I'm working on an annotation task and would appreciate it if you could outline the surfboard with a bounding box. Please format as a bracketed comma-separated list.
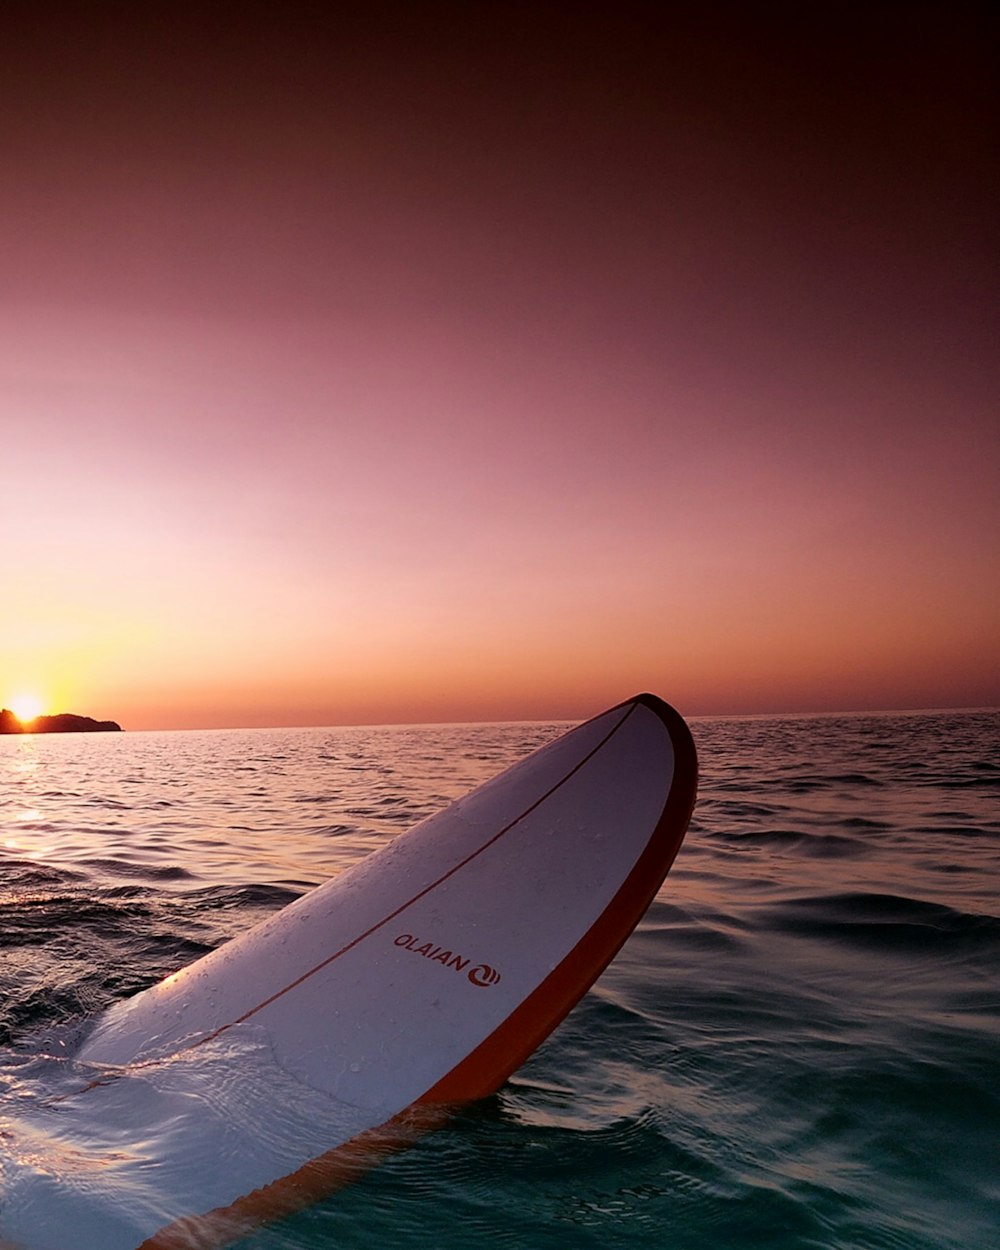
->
[2, 693, 696, 1250]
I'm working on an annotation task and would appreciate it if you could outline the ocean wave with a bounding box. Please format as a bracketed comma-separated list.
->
[758, 891, 1000, 951]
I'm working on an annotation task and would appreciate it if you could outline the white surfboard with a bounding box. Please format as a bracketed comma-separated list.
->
[1, 693, 696, 1250]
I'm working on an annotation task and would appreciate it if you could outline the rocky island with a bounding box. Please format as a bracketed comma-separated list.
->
[0, 709, 123, 734]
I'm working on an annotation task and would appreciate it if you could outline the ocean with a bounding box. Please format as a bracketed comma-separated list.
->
[1, 709, 997, 1249]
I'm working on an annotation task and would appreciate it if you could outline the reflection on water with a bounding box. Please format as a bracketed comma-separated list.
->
[1, 723, 557, 891]
[1, 711, 998, 1249]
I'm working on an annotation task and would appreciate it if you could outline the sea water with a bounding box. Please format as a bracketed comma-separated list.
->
[1, 711, 997, 1249]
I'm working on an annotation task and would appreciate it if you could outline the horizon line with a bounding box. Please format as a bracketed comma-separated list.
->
[62, 702, 1000, 735]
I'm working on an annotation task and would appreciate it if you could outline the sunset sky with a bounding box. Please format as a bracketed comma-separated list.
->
[2, 4, 996, 729]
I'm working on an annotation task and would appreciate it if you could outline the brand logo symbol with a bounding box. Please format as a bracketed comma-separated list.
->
[467, 964, 501, 988]
[394, 934, 501, 987]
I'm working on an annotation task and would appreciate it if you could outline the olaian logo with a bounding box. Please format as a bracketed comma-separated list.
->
[467, 963, 501, 988]
[394, 934, 502, 988]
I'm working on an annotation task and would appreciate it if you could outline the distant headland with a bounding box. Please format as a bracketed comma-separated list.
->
[0, 709, 123, 734]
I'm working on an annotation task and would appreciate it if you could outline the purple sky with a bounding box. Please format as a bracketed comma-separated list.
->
[2, 4, 996, 727]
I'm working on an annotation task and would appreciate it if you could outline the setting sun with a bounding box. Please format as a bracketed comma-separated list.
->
[9, 694, 44, 724]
